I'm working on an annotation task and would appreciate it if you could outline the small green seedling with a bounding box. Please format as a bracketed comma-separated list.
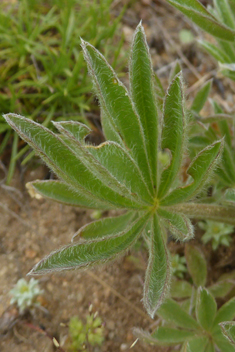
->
[67, 312, 104, 352]
[171, 254, 187, 279]
[199, 220, 234, 250]
[4, 22, 235, 318]
[9, 278, 43, 313]
[135, 288, 235, 352]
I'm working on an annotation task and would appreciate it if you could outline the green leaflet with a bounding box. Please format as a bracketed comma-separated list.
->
[151, 327, 195, 345]
[170, 279, 193, 299]
[208, 280, 235, 299]
[81, 39, 154, 193]
[29, 212, 150, 275]
[100, 108, 126, 147]
[51, 121, 91, 142]
[160, 139, 223, 206]
[26, 180, 115, 210]
[204, 341, 215, 352]
[185, 245, 207, 287]
[199, 40, 232, 63]
[166, 0, 235, 41]
[213, 329, 235, 352]
[169, 60, 182, 82]
[213, 297, 235, 326]
[220, 322, 235, 347]
[157, 298, 200, 330]
[158, 208, 194, 241]
[158, 73, 186, 198]
[143, 214, 171, 318]
[196, 287, 217, 331]
[191, 80, 212, 114]
[72, 211, 136, 241]
[86, 141, 154, 204]
[186, 337, 208, 352]
[214, 0, 235, 29]
[54, 121, 148, 206]
[129, 22, 159, 190]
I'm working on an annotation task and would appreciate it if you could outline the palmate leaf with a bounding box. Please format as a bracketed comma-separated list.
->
[2, 23, 231, 320]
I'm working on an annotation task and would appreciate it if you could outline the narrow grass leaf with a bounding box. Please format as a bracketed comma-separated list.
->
[214, 0, 235, 29]
[129, 22, 159, 190]
[72, 211, 136, 241]
[161, 139, 223, 206]
[196, 287, 217, 331]
[158, 73, 186, 198]
[29, 213, 150, 275]
[158, 208, 194, 241]
[143, 214, 171, 318]
[166, 0, 235, 41]
[26, 181, 113, 210]
[199, 40, 232, 63]
[185, 245, 207, 287]
[157, 298, 200, 330]
[191, 80, 212, 114]
[81, 40, 153, 193]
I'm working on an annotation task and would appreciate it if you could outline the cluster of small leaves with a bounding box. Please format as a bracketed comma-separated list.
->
[67, 313, 104, 352]
[135, 244, 235, 351]
[166, 0, 235, 80]
[9, 278, 43, 313]
[2, 23, 229, 319]
[135, 287, 235, 352]
[199, 220, 234, 250]
[170, 245, 235, 306]
[0, 0, 125, 183]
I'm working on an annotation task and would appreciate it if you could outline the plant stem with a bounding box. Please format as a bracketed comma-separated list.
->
[167, 203, 235, 225]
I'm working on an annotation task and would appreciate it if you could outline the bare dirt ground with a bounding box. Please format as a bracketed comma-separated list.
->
[1, 0, 235, 351]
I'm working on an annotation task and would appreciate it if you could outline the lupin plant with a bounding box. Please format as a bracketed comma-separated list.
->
[3, 23, 235, 319]
[135, 288, 235, 352]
